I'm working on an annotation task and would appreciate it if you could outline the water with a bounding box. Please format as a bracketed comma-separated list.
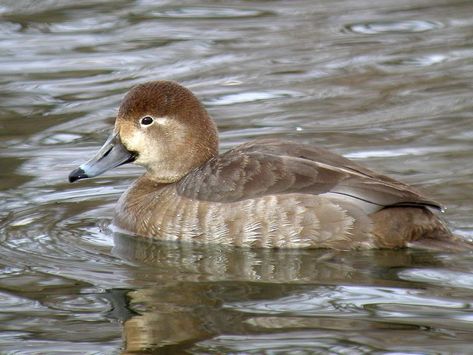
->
[1, 0, 473, 353]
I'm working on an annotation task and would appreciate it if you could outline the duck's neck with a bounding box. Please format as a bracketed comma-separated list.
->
[145, 143, 218, 184]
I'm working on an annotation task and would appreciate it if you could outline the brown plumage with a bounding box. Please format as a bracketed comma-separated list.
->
[69, 80, 470, 250]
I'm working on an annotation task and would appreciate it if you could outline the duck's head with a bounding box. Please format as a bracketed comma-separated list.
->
[69, 81, 219, 183]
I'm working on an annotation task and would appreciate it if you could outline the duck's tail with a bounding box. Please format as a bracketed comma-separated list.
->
[408, 233, 473, 251]
[371, 206, 473, 251]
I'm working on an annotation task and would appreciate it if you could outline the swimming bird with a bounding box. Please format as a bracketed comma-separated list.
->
[69, 80, 467, 250]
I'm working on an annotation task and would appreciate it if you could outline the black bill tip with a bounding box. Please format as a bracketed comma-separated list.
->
[69, 167, 88, 183]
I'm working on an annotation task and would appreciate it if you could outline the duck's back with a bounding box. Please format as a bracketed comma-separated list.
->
[114, 139, 456, 249]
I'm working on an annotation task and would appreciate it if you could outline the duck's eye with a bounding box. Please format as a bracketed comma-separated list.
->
[140, 116, 154, 126]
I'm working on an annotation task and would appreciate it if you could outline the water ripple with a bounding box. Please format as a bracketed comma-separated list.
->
[206, 90, 302, 106]
[142, 6, 271, 20]
[1, 0, 473, 352]
[344, 20, 444, 34]
[399, 269, 473, 290]
[225, 285, 469, 316]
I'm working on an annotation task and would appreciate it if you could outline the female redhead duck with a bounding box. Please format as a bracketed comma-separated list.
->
[69, 81, 467, 250]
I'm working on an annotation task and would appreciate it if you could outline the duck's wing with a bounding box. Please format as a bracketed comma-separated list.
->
[176, 139, 441, 211]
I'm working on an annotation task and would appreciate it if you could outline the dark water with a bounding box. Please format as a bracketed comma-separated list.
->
[1, 0, 473, 353]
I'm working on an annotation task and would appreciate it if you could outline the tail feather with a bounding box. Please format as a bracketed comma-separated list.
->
[370, 206, 473, 251]
[408, 234, 473, 251]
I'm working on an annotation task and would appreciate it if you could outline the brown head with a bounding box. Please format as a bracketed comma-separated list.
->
[69, 81, 219, 183]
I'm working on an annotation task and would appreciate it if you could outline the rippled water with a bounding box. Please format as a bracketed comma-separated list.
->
[1, 0, 473, 353]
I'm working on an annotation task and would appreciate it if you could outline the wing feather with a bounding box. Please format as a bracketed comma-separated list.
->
[176, 139, 441, 210]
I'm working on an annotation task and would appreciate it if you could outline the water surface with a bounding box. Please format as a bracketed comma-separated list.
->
[1, 0, 473, 353]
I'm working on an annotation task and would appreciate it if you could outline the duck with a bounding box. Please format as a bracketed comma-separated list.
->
[69, 80, 468, 250]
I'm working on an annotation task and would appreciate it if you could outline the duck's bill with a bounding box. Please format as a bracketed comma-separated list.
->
[69, 133, 136, 183]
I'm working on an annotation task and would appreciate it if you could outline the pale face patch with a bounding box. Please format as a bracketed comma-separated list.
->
[154, 116, 171, 126]
[121, 129, 148, 162]
[139, 115, 172, 128]
[116, 113, 203, 182]
[118, 115, 188, 170]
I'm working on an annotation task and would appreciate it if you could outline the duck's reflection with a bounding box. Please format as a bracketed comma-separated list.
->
[110, 233, 448, 353]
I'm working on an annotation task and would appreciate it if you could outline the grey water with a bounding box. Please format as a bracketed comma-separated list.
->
[1, 0, 473, 353]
